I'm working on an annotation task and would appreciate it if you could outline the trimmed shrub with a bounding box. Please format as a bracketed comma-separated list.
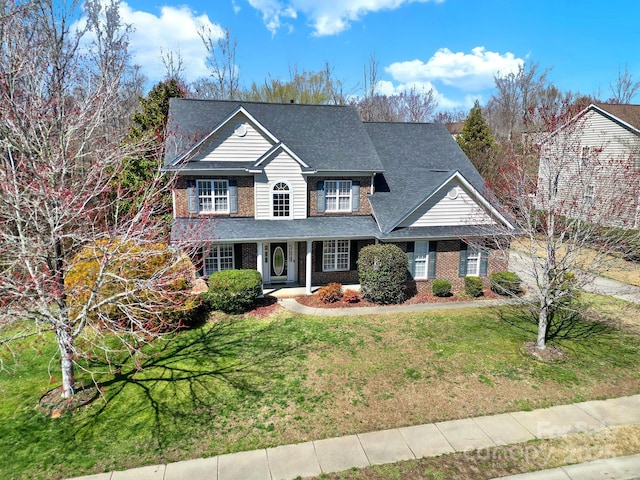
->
[342, 289, 360, 303]
[202, 269, 262, 314]
[318, 283, 342, 303]
[490, 271, 522, 296]
[358, 244, 407, 304]
[464, 276, 484, 297]
[431, 279, 452, 297]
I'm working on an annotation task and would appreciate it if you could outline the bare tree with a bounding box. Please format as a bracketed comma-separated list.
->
[0, 0, 195, 399]
[498, 105, 640, 350]
[197, 26, 239, 100]
[609, 63, 640, 104]
[160, 48, 185, 82]
[356, 54, 437, 122]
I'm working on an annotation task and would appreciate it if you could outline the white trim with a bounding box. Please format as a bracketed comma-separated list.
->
[324, 180, 353, 212]
[196, 179, 230, 214]
[170, 106, 280, 167]
[412, 241, 430, 279]
[390, 171, 515, 232]
[253, 142, 310, 169]
[322, 239, 350, 272]
[203, 244, 235, 277]
[270, 179, 292, 219]
[466, 247, 481, 276]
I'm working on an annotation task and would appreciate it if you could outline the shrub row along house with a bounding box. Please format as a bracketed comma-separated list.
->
[164, 99, 515, 294]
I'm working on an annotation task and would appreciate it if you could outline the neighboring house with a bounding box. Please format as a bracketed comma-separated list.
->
[537, 103, 640, 229]
[164, 99, 515, 294]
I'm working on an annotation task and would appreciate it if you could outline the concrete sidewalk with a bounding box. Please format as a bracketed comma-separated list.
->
[67, 394, 640, 480]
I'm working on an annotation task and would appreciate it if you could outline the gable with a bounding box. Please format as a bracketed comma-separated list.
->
[254, 150, 307, 220]
[399, 179, 497, 228]
[187, 112, 274, 163]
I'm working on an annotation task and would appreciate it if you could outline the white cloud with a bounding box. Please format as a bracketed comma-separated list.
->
[385, 47, 524, 91]
[78, 1, 223, 84]
[246, 0, 441, 36]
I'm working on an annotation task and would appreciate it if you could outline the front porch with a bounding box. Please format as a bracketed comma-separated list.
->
[263, 283, 361, 299]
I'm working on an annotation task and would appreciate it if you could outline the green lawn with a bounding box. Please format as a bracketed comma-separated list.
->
[2, 305, 640, 480]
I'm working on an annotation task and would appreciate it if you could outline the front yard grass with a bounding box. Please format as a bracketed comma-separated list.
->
[2, 304, 640, 479]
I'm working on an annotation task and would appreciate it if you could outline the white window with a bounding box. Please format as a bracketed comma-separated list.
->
[466, 247, 481, 276]
[580, 146, 590, 168]
[413, 241, 429, 279]
[584, 185, 595, 205]
[271, 182, 291, 218]
[323, 240, 350, 272]
[197, 179, 229, 213]
[203, 244, 234, 276]
[325, 180, 352, 211]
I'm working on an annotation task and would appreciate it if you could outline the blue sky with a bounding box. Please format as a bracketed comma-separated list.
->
[111, 0, 640, 111]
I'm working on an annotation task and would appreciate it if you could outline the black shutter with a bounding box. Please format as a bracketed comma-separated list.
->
[428, 241, 437, 279]
[458, 241, 468, 277]
[406, 242, 415, 278]
[229, 180, 238, 214]
[234, 244, 243, 269]
[197, 246, 205, 278]
[187, 179, 198, 214]
[351, 181, 360, 212]
[350, 240, 358, 271]
[314, 241, 324, 272]
[316, 181, 325, 213]
[479, 249, 489, 277]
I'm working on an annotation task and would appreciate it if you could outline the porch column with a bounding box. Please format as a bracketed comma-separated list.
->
[256, 242, 263, 279]
[305, 240, 312, 295]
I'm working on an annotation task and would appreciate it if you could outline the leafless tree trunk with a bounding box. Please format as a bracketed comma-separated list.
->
[197, 26, 239, 100]
[497, 105, 640, 350]
[0, 0, 194, 399]
[609, 63, 640, 104]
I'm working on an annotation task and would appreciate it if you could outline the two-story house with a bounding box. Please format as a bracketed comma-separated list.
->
[164, 99, 515, 295]
[537, 103, 640, 229]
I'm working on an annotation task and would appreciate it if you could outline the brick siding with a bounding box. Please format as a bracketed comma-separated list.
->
[308, 176, 373, 217]
[174, 175, 254, 218]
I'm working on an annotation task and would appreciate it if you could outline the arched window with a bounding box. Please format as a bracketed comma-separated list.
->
[272, 182, 291, 218]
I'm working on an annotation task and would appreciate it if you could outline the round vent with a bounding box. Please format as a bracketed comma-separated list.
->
[447, 186, 459, 200]
[234, 123, 247, 137]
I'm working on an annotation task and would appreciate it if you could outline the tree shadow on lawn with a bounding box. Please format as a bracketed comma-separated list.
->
[74, 317, 304, 452]
[498, 303, 623, 353]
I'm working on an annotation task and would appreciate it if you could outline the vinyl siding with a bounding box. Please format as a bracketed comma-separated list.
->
[198, 113, 273, 163]
[537, 108, 640, 228]
[399, 181, 496, 227]
[254, 151, 307, 219]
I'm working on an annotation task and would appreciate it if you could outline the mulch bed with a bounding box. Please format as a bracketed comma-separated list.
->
[296, 289, 500, 309]
[39, 384, 100, 418]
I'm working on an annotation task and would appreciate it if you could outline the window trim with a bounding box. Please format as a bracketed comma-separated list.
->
[322, 239, 351, 272]
[202, 244, 235, 277]
[466, 247, 481, 276]
[580, 146, 590, 168]
[270, 180, 292, 219]
[324, 180, 352, 212]
[584, 184, 595, 205]
[413, 241, 430, 279]
[197, 179, 229, 214]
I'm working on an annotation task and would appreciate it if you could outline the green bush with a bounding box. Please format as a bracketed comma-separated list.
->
[202, 269, 262, 314]
[431, 279, 452, 297]
[358, 244, 407, 304]
[464, 276, 484, 297]
[489, 271, 522, 296]
[318, 283, 342, 303]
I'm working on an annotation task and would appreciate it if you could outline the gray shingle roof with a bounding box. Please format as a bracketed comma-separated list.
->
[171, 216, 381, 243]
[164, 99, 384, 172]
[365, 122, 485, 233]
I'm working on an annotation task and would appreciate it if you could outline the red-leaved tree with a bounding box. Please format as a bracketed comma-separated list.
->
[0, 0, 196, 399]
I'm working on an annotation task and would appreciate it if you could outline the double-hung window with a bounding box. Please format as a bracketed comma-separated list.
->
[413, 241, 429, 279]
[197, 179, 229, 213]
[466, 247, 481, 276]
[580, 146, 590, 168]
[203, 244, 234, 276]
[325, 180, 352, 211]
[584, 184, 595, 206]
[323, 239, 350, 271]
